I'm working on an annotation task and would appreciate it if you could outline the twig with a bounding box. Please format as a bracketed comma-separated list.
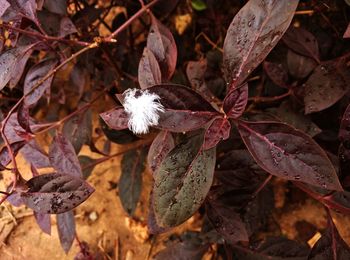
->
[248, 89, 292, 103]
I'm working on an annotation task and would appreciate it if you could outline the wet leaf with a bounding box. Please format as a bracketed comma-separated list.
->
[147, 130, 175, 174]
[21, 139, 51, 169]
[99, 118, 138, 144]
[153, 133, 216, 227]
[0, 0, 10, 17]
[237, 120, 342, 190]
[283, 26, 320, 62]
[34, 212, 51, 235]
[147, 16, 177, 80]
[17, 102, 32, 133]
[308, 214, 350, 260]
[339, 104, 350, 143]
[138, 47, 161, 89]
[49, 133, 82, 178]
[206, 201, 248, 244]
[57, 211, 76, 253]
[24, 58, 58, 106]
[223, 0, 298, 89]
[203, 117, 231, 150]
[99, 107, 129, 131]
[263, 61, 289, 88]
[20, 173, 94, 214]
[223, 83, 248, 118]
[287, 50, 317, 79]
[0, 46, 23, 90]
[304, 59, 350, 114]
[119, 148, 147, 216]
[0, 141, 26, 171]
[2, 112, 32, 144]
[62, 108, 92, 154]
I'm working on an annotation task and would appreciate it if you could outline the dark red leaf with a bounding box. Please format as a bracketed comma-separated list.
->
[148, 84, 216, 112]
[339, 104, 350, 143]
[147, 130, 174, 174]
[119, 148, 147, 216]
[287, 50, 317, 79]
[138, 47, 161, 89]
[308, 213, 350, 259]
[344, 23, 350, 38]
[157, 109, 218, 132]
[0, 0, 10, 17]
[263, 61, 289, 88]
[9, 46, 33, 89]
[21, 140, 51, 169]
[186, 59, 214, 101]
[304, 59, 350, 114]
[153, 133, 216, 227]
[237, 120, 342, 190]
[223, 0, 298, 89]
[203, 117, 231, 150]
[62, 108, 92, 154]
[0, 140, 26, 171]
[206, 201, 248, 244]
[70, 65, 89, 101]
[20, 173, 94, 214]
[1, 0, 36, 22]
[17, 102, 32, 133]
[99, 107, 129, 131]
[148, 191, 169, 234]
[49, 133, 82, 178]
[283, 26, 320, 62]
[34, 212, 51, 235]
[57, 211, 76, 253]
[78, 155, 98, 180]
[223, 83, 248, 118]
[24, 58, 58, 106]
[59, 17, 77, 37]
[43, 0, 67, 15]
[147, 15, 177, 80]
[2, 112, 33, 144]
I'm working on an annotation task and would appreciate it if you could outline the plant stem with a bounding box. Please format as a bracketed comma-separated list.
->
[248, 90, 292, 103]
[0, 23, 91, 47]
[104, 0, 160, 42]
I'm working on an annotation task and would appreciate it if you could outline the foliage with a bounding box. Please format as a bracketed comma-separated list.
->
[1, 0, 350, 258]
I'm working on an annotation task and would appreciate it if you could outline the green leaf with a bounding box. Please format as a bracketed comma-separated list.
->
[153, 133, 216, 227]
[191, 0, 207, 11]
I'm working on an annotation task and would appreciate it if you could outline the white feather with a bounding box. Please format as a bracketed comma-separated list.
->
[123, 88, 164, 134]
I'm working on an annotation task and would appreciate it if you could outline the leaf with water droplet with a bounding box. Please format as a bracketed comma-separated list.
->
[20, 173, 94, 214]
[223, 0, 299, 89]
[153, 133, 216, 227]
[237, 120, 342, 190]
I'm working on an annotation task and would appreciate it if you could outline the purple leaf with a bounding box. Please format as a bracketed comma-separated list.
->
[0, 0, 10, 17]
[57, 211, 76, 253]
[49, 133, 82, 178]
[21, 139, 51, 169]
[203, 117, 231, 150]
[9, 46, 33, 89]
[147, 130, 174, 174]
[70, 65, 89, 100]
[223, 83, 248, 118]
[157, 109, 218, 132]
[148, 84, 216, 112]
[153, 133, 216, 227]
[24, 58, 58, 106]
[17, 102, 32, 133]
[0, 46, 25, 90]
[59, 17, 77, 37]
[304, 59, 350, 114]
[20, 173, 94, 214]
[283, 26, 320, 62]
[223, 0, 298, 89]
[43, 0, 67, 15]
[62, 108, 92, 154]
[147, 16, 177, 80]
[237, 120, 342, 191]
[34, 212, 51, 235]
[308, 213, 350, 259]
[2, 112, 33, 143]
[287, 50, 317, 79]
[186, 59, 214, 102]
[263, 61, 289, 88]
[138, 47, 162, 89]
[119, 148, 147, 216]
[0, 140, 26, 171]
[99, 107, 129, 131]
[1, 0, 37, 22]
[148, 191, 169, 234]
[339, 104, 350, 143]
[344, 23, 350, 38]
[206, 201, 248, 244]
